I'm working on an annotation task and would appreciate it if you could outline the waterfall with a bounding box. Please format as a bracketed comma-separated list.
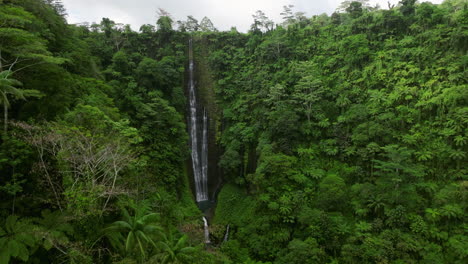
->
[203, 217, 211, 244]
[223, 224, 230, 242]
[188, 39, 209, 202]
[201, 108, 208, 198]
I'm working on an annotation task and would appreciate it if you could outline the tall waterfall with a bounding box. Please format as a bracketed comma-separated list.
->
[188, 39, 209, 202]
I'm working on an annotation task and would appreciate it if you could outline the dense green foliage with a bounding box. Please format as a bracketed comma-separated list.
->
[0, 0, 466, 263]
[0, 0, 207, 263]
[208, 1, 467, 263]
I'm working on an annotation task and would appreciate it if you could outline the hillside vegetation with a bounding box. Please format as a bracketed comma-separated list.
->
[0, 0, 466, 263]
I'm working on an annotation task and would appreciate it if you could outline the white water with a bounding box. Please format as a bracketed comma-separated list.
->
[201, 108, 208, 197]
[203, 217, 211, 244]
[224, 224, 230, 242]
[188, 39, 209, 202]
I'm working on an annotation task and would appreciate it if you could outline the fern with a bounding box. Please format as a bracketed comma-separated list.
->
[0, 215, 38, 263]
[33, 210, 73, 251]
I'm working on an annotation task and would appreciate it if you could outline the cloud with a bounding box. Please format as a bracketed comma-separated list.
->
[62, 0, 445, 32]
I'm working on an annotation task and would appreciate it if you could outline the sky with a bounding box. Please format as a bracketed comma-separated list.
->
[61, 0, 445, 32]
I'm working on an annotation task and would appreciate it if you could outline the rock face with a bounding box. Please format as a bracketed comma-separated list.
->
[186, 37, 223, 209]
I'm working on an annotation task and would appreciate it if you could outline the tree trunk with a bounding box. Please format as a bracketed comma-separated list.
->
[0, 47, 3, 72]
[3, 101, 7, 135]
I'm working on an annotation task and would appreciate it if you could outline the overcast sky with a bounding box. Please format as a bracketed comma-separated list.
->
[62, 0, 444, 32]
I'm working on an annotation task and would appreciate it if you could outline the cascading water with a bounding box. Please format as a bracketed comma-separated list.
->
[188, 39, 209, 202]
[201, 108, 208, 196]
[189, 40, 211, 245]
[203, 217, 211, 244]
[223, 224, 230, 242]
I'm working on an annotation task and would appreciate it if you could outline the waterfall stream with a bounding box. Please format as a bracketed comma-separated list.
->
[188, 39, 209, 202]
[201, 108, 208, 199]
[203, 217, 211, 244]
[189, 40, 211, 245]
[224, 224, 230, 242]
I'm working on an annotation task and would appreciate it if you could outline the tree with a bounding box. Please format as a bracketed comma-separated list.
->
[17, 105, 138, 213]
[317, 174, 348, 211]
[133, 93, 188, 187]
[0, 71, 41, 134]
[156, 8, 171, 18]
[98, 18, 128, 51]
[0, 4, 64, 72]
[0, 2, 64, 127]
[292, 63, 327, 124]
[337, 0, 369, 13]
[140, 24, 156, 34]
[373, 145, 425, 209]
[104, 202, 163, 261]
[276, 238, 327, 264]
[200, 17, 217, 32]
[43, 0, 67, 17]
[157, 9, 174, 32]
[154, 232, 196, 264]
[346, 1, 364, 19]
[280, 5, 295, 27]
[399, 0, 417, 16]
[251, 10, 274, 33]
[185, 16, 199, 32]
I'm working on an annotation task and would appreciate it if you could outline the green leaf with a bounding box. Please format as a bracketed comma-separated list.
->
[125, 231, 134, 253]
[7, 240, 19, 257]
[0, 238, 7, 249]
[43, 239, 53, 251]
[0, 249, 11, 264]
[17, 233, 35, 247]
[16, 243, 28, 262]
[5, 215, 18, 232]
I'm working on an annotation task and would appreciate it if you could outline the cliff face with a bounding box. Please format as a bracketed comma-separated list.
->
[186, 37, 223, 206]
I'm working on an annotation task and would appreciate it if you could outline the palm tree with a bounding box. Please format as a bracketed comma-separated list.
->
[104, 204, 163, 262]
[0, 70, 41, 134]
[153, 232, 196, 264]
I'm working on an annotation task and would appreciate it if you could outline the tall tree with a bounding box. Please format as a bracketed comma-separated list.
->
[0, 71, 41, 134]
[280, 5, 295, 27]
[252, 10, 274, 32]
[200, 16, 217, 32]
[185, 16, 199, 32]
